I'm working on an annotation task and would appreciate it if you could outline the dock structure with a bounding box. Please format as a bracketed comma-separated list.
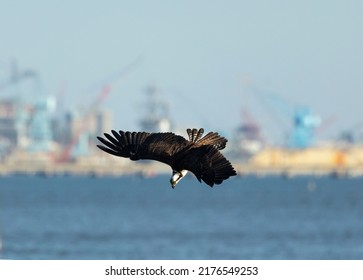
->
[235, 146, 363, 177]
[1, 145, 363, 178]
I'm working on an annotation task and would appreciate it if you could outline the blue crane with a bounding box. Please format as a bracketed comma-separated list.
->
[247, 84, 321, 148]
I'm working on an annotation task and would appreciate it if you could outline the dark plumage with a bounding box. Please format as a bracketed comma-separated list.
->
[97, 128, 237, 188]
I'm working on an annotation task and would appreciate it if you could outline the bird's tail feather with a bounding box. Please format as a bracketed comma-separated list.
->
[187, 128, 204, 143]
[186, 128, 227, 150]
[198, 132, 227, 150]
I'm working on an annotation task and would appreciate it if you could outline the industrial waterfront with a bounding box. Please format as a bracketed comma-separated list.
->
[0, 61, 363, 178]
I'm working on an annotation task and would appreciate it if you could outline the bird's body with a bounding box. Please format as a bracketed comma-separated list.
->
[97, 128, 236, 188]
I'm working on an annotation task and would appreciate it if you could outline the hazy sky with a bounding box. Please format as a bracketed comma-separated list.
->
[1, 0, 362, 143]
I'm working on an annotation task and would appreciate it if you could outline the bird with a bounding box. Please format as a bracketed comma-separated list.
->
[96, 128, 237, 188]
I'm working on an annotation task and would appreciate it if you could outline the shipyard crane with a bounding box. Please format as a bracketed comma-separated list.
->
[56, 57, 144, 162]
[245, 83, 324, 148]
[231, 107, 264, 159]
[240, 108, 262, 139]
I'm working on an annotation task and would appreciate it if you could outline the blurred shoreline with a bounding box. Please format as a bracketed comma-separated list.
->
[1, 145, 363, 178]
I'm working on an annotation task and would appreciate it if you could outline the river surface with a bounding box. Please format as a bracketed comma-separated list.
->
[0, 175, 362, 259]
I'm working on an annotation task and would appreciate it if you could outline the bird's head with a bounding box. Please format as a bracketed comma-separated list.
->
[170, 170, 188, 188]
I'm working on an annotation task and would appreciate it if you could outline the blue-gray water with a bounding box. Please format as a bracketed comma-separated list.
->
[0, 174, 362, 260]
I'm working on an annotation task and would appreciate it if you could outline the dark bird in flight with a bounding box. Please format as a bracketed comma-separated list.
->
[96, 128, 237, 188]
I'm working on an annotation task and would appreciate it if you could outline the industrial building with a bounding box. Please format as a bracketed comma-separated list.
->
[0, 61, 112, 166]
[1, 61, 362, 177]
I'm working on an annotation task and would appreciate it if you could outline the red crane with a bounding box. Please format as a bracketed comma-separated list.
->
[56, 57, 144, 162]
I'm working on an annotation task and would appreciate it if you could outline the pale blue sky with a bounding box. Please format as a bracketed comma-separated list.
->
[0, 0, 362, 142]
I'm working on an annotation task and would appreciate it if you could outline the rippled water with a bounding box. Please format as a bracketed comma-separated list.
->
[0, 174, 362, 259]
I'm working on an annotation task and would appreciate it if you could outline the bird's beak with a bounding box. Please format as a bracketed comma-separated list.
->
[170, 178, 176, 189]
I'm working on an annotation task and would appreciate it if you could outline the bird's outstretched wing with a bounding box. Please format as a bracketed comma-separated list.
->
[97, 130, 189, 166]
[174, 145, 237, 187]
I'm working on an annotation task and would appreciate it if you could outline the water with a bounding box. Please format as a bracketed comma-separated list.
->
[0, 174, 362, 260]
